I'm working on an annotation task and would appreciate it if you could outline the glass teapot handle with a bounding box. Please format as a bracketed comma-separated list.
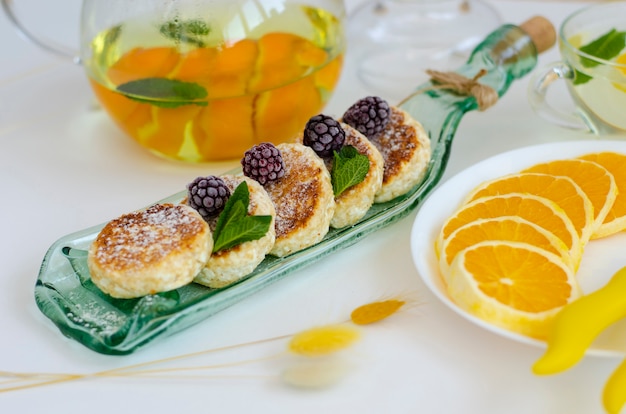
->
[1, 0, 79, 62]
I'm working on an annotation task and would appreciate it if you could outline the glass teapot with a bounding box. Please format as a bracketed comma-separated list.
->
[2, 0, 346, 162]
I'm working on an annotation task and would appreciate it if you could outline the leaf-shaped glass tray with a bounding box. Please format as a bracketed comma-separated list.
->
[35, 24, 540, 354]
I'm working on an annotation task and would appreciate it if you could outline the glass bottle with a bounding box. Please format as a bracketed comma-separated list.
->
[34, 17, 555, 355]
[400, 17, 555, 202]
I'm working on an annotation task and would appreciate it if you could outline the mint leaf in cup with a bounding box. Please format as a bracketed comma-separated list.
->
[116, 78, 208, 108]
[574, 28, 626, 85]
[579, 29, 626, 66]
[331, 145, 370, 197]
[212, 182, 272, 253]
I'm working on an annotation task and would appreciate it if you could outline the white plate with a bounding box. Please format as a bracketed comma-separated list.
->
[411, 140, 626, 357]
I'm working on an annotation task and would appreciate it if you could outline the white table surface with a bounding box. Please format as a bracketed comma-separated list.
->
[2, 1, 622, 413]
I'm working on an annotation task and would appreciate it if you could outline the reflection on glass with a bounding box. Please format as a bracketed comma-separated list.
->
[348, 0, 501, 100]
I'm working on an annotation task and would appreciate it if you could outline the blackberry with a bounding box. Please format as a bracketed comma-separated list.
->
[187, 175, 231, 220]
[342, 96, 390, 139]
[303, 114, 345, 158]
[241, 142, 285, 185]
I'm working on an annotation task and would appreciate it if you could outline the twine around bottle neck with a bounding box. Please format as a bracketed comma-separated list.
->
[400, 68, 498, 111]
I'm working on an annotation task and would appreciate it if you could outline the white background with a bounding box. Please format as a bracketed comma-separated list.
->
[2, 1, 620, 413]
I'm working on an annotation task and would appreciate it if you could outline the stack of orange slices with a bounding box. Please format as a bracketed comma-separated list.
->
[435, 152, 626, 339]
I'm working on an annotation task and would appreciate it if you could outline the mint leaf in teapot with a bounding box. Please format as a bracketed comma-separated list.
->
[574, 28, 626, 85]
[331, 145, 370, 197]
[116, 78, 208, 108]
[160, 19, 211, 47]
[212, 182, 272, 253]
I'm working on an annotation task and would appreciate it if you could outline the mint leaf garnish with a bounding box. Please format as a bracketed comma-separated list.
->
[212, 182, 272, 253]
[573, 71, 592, 85]
[573, 28, 626, 85]
[116, 78, 208, 108]
[160, 19, 211, 47]
[213, 181, 249, 237]
[579, 29, 626, 65]
[213, 211, 272, 253]
[331, 145, 370, 197]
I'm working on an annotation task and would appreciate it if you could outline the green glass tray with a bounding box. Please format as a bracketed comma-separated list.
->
[35, 24, 540, 354]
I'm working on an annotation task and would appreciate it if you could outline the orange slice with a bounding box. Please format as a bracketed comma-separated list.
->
[248, 32, 327, 94]
[578, 152, 626, 238]
[141, 105, 204, 159]
[106, 46, 180, 86]
[171, 46, 219, 91]
[447, 240, 581, 339]
[465, 173, 594, 246]
[253, 75, 322, 145]
[436, 193, 582, 269]
[251, 33, 325, 145]
[440, 216, 573, 273]
[203, 38, 259, 99]
[522, 158, 617, 239]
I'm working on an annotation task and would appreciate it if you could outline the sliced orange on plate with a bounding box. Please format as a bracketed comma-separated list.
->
[436, 193, 581, 271]
[434, 152, 624, 340]
[447, 240, 580, 339]
[521, 158, 617, 239]
[440, 216, 573, 273]
[578, 152, 626, 238]
[465, 172, 595, 247]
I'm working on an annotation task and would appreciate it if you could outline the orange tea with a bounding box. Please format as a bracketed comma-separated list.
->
[84, 3, 344, 161]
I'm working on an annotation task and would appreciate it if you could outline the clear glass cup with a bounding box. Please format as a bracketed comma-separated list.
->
[2, 0, 346, 162]
[528, 2, 626, 135]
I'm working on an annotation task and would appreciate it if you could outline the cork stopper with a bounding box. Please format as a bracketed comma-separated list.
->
[520, 16, 557, 54]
